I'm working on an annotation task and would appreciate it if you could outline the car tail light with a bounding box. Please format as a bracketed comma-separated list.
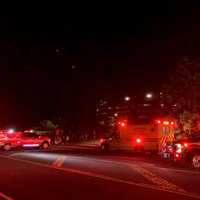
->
[136, 138, 141, 144]
[121, 122, 126, 127]
[155, 120, 161, 124]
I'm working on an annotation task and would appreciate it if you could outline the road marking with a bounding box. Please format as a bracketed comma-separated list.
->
[52, 156, 66, 168]
[0, 192, 14, 200]
[128, 164, 186, 193]
[1, 155, 200, 199]
[98, 155, 200, 175]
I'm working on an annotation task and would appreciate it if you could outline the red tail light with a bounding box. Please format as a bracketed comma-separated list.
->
[170, 121, 174, 125]
[118, 121, 127, 127]
[156, 120, 161, 124]
[136, 138, 141, 144]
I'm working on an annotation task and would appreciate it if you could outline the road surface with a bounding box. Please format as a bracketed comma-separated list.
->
[0, 145, 200, 200]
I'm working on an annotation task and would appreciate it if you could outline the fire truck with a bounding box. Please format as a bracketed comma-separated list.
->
[0, 129, 51, 151]
[98, 118, 175, 153]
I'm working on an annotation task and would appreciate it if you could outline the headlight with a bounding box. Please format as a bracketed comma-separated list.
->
[176, 143, 182, 153]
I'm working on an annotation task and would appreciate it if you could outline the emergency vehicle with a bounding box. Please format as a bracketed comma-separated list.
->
[161, 133, 200, 170]
[0, 129, 51, 151]
[98, 118, 175, 153]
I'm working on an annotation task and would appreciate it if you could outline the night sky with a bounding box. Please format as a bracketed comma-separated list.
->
[0, 2, 200, 127]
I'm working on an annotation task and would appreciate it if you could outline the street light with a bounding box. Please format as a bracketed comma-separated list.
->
[145, 93, 153, 99]
[124, 96, 131, 101]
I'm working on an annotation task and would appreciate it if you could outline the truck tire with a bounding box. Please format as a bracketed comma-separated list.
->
[4, 144, 12, 151]
[192, 153, 200, 170]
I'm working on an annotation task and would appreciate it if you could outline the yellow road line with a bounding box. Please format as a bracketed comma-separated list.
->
[128, 163, 186, 193]
[1, 155, 200, 199]
[0, 192, 14, 200]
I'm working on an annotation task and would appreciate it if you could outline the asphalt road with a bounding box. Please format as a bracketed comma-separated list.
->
[0, 145, 200, 200]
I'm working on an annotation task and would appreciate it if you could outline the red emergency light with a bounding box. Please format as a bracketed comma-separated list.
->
[163, 121, 169, 125]
[118, 121, 127, 127]
[183, 143, 188, 148]
[121, 122, 126, 127]
[170, 121, 174, 125]
[136, 138, 141, 144]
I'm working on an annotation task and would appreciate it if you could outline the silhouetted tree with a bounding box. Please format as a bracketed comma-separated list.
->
[162, 56, 200, 134]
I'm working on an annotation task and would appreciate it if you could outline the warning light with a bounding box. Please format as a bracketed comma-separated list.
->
[121, 122, 126, 127]
[184, 143, 188, 148]
[118, 121, 126, 127]
[136, 138, 141, 144]
[170, 121, 174, 125]
[156, 120, 161, 124]
[163, 121, 169, 125]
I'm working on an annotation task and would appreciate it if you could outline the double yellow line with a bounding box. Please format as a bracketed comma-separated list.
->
[128, 164, 186, 193]
[51, 155, 188, 195]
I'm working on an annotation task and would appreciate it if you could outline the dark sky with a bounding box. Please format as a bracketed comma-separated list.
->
[0, 2, 200, 127]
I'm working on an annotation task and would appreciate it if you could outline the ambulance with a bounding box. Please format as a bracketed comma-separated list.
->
[98, 118, 175, 153]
